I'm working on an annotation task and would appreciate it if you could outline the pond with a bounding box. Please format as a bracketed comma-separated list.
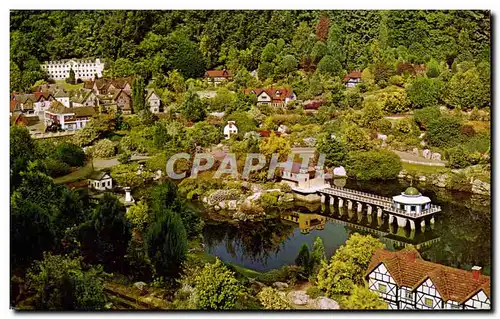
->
[201, 179, 491, 274]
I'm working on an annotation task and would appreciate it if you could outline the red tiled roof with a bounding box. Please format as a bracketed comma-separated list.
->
[343, 70, 362, 82]
[205, 69, 232, 78]
[10, 100, 18, 113]
[366, 248, 490, 303]
[304, 100, 324, 110]
[244, 88, 295, 103]
[257, 130, 282, 137]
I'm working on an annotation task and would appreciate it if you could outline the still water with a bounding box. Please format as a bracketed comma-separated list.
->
[202, 179, 491, 274]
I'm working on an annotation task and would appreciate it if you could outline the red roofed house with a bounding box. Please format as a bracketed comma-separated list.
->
[204, 69, 232, 86]
[366, 247, 490, 310]
[344, 70, 362, 88]
[244, 88, 297, 108]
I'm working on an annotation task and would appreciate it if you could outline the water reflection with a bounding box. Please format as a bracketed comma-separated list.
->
[202, 181, 491, 274]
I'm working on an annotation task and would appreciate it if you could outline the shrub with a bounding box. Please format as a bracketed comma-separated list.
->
[460, 124, 476, 137]
[372, 118, 392, 134]
[54, 142, 85, 167]
[306, 286, 323, 299]
[342, 285, 387, 309]
[388, 75, 404, 87]
[43, 157, 71, 177]
[91, 139, 116, 158]
[345, 150, 402, 180]
[447, 146, 473, 169]
[406, 76, 442, 109]
[26, 253, 106, 310]
[257, 287, 292, 310]
[194, 258, 242, 310]
[317, 233, 384, 296]
[426, 116, 463, 148]
[413, 106, 441, 130]
[295, 243, 312, 275]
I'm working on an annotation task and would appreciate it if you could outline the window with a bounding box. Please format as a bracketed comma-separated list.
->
[451, 304, 461, 309]
[405, 291, 413, 299]
[378, 283, 387, 293]
[424, 298, 433, 307]
[411, 205, 416, 211]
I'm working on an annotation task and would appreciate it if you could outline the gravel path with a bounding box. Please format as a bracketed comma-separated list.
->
[392, 150, 447, 167]
[93, 155, 151, 169]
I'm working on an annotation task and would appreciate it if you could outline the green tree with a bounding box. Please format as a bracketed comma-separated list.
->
[317, 55, 342, 76]
[90, 138, 116, 158]
[345, 150, 402, 180]
[426, 115, 463, 147]
[342, 124, 371, 151]
[447, 145, 473, 169]
[194, 258, 242, 310]
[257, 62, 275, 80]
[279, 54, 298, 75]
[444, 66, 489, 110]
[78, 193, 131, 272]
[311, 41, 328, 63]
[67, 68, 76, 84]
[226, 111, 258, 136]
[257, 287, 292, 310]
[316, 133, 347, 168]
[10, 126, 36, 188]
[343, 285, 387, 310]
[187, 121, 221, 147]
[312, 237, 326, 266]
[406, 76, 441, 109]
[146, 209, 187, 278]
[126, 201, 151, 233]
[132, 76, 146, 113]
[261, 42, 278, 63]
[413, 106, 442, 130]
[109, 58, 136, 77]
[296, 243, 312, 275]
[426, 58, 440, 78]
[180, 89, 206, 122]
[26, 253, 106, 310]
[54, 142, 85, 167]
[317, 233, 384, 296]
[327, 23, 344, 65]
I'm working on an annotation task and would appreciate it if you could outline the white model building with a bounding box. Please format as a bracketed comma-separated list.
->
[41, 58, 104, 81]
[224, 121, 238, 139]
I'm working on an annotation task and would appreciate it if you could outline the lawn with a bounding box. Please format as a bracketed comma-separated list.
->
[53, 162, 95, 184]
[55, 80, 84, 91]
[402, 162, 449, 175]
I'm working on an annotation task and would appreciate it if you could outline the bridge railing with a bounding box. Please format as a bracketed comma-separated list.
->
[327, 186, 392, 202]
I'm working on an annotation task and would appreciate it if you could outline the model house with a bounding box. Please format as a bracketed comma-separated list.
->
[223, 121, 238, 139]
[146, 88, 161, 113]
[244, 88, 296, 108]
[41, 58, 104, 81]
[344, 70, 362, 88]
[88, 171, 113, 191]
[44, 102, 95, 131]
[366, 248, 490, 310]
[205, 69, 232, 85]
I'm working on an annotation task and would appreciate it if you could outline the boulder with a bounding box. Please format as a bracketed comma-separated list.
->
[287, 291, 309, 305]
[227, 200, 238, 210]
[422, 149, 431, 159]
[303, 137, 317, 147]
[412, 148, 419, 156]
[272, 282, 289, 290]
[431, 152, 442, 161]
[214, 205, 221, 211]
[377, 133, 387, 141]
[471, 179, 490, 196]
[312, 297, 340, 310]
[277, 124, 290, 134]
[219, 201, 227, 210]
[420, 140, 427, 147]
[134, 282, 147, 294]
[333, 166, 347, 177]
[432, 174, 447, 188]
[419, 132, 425, 139]
[418, 175, 427, 182]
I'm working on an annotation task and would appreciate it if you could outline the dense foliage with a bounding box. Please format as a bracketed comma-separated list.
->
[345, 150, 402, 180]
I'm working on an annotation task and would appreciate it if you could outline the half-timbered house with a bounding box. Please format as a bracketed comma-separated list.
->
[366, 248, 490, 310]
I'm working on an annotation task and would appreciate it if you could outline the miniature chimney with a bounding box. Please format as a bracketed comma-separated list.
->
[124, 187, 132, 203]
[472, 266, 482, 280]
